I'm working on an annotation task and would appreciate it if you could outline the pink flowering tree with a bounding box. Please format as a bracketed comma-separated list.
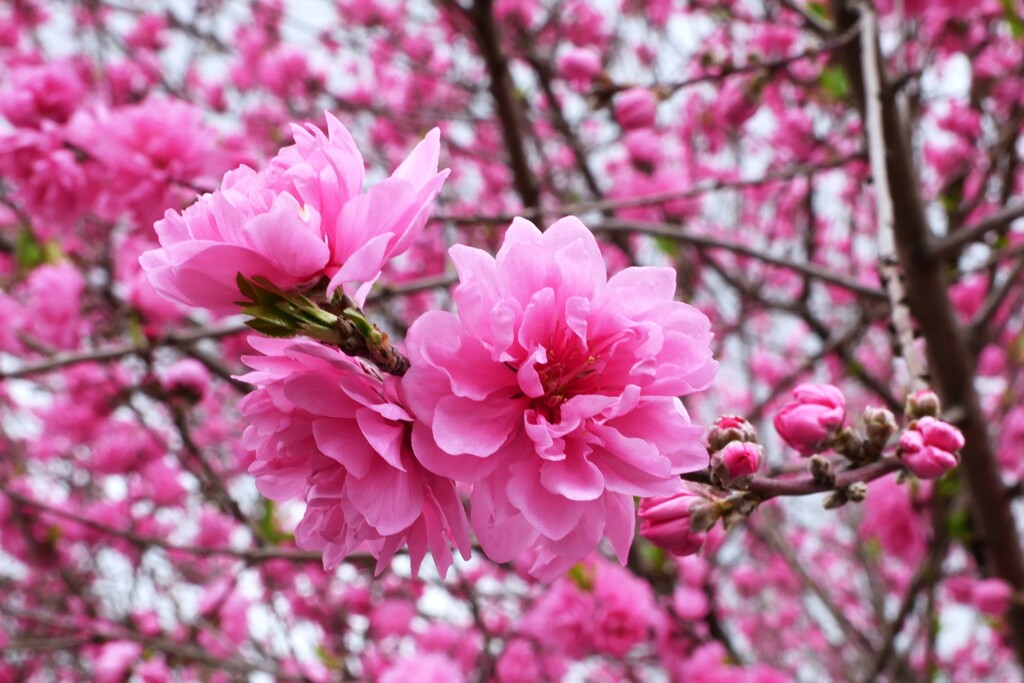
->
[2, 0, 1024, 680]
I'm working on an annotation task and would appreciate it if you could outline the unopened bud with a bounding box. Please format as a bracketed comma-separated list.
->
[846, 481, 868, 503]
[710, 441, 763, 488]
[899, 416, 962, 479]
[810, 454, 836, 487]
[906, 389, 941, 420]
[638, 484, 716, 556]
[863, 406, 898, 450]
[707, 415, 758, 452]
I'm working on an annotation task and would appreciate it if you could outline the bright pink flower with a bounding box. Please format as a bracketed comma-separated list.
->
[142, 113, 447, 313]
[159, 358, 210, 402]
[520, 578, 595, 658]
[860, 476, 928, 564]
[716, 441, 762, 480]
[899, 417, 963, 479]
[773, 383, 846, 455]
[238, 336, 470, 576]
[404, 216, 715, 579]
[558, 47, 602, 89]
[0, 60, 85, 127]
[614, 87, 658, 130]
[23, 261, 85, 349]
[971, 578, 1013, 616]
[638, 485, 711, 557]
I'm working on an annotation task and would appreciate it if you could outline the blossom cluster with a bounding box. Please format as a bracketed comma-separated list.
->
[141, 113, 718, 578]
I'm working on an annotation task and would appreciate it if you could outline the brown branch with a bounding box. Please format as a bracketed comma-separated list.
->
[595, 219, 888, 301]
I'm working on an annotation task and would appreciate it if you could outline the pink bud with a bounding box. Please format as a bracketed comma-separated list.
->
[718, 441, 762, 480]
[773, 384, 846, 456]
[899, 417, 963, 479]
[558, 47, 602, 89]
[707, 415, 758, 451]
[614, 87, 657, 130]
[159, 358, 210, 401]
[638, 486, 713, 556]
[971, 578, 1013, 616]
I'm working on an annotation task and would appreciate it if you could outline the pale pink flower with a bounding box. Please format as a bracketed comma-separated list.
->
[899, 417, 963, 479]
[404, 216, 715, 579]
[773, 383, 846, 455]
[238, 336, 470, 576]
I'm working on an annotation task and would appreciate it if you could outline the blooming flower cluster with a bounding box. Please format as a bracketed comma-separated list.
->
[141, 114, 718, 578]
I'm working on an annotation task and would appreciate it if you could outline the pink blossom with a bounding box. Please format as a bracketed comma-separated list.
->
[23, 261, 85, 349]
[773, 383, 846, 455]
[998, 407, 1024, 476]
[404, 216, 715, 579]
[614, 87, 658, 130]
[971, 578, 1013, 616]
[159, 358, 211, 402]
[899, 417, 963, 479]
[142, 163, 328, 314]
[0, 60, 85, 127]
[67, 98, 219, 224]
[520, 578, 595, 658]
[592, 561, 658, 657]
[93, 641, 142, 683]
[638, 485, 710, 557]
[142, 113, 447, 313]
[238, 336, 470, 576]
[266, 112, 449, 303]
[558, 47, 602, 89]
[860, 476, 928, 564]
[380, 652, 465, 683]
[495, 639, 544, 683]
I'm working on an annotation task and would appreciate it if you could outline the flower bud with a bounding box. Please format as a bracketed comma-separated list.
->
[899, 417, 963, 479]
[638, 485, 716, 556]
[614, 86, 657, 130]
[711, 441, 763, 488]
[707, 415, 758, 452]
[906, 389, 941, 419]
[558, 47, 602, 89]
[159, 358, 210, 403]
[863, 406, 898, 449]
[773, 384, 846, 456]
